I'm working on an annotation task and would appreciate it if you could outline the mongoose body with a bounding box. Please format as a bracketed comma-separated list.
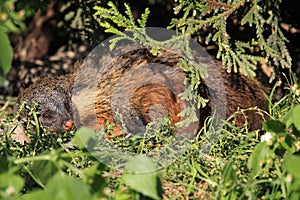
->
[16, 47, 269, 136]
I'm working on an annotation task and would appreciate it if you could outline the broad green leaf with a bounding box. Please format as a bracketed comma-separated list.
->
[47, 173, 92, 200]
[82, 163, 107, 195]
[292, 105, 300, 131]
[0, 173, 24, 194]
[114, 191, 131, 200]
[22, 190, 52, 200]
[31, 159, 58, 186]
[125, 154, 157, 173]
[280, 134, 296, 153]
[263, 120, 286, 134]
[82, 163, 102, 177]
[123, 155, 162, 200]
[0, 27, 13, 76]
[283, 109, 293, 129]
[24, 173, 92, 200]
[72, 127, 97, 149]
[247, 142, 272, 178]
[284, 153, 300, 179]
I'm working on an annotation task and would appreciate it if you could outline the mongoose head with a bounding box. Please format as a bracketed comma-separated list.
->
[16, 76, 75, 134]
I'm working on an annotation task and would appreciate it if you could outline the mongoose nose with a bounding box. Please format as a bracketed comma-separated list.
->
[63, 120, 75, 131]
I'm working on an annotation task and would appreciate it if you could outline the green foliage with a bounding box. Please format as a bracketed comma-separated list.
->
[170, 0, 291, 78]
[23, 173, 93, 200]
[123, 155, 163, 200]
[0, 0, 30, 86]
[95, 2, 150, 31]
[73, 118, 182, 170]
[156, 75, 300, 199]
[246, 83, 300, 198]
[94, 2, 151, 50]
[247, 103, 300, 198]
[247, 141, 273, 178]
[0, 0, 27, 32]
[0, 173, 24, 198]
[0, 27, 12, 86]
[0, 107, 164, 199]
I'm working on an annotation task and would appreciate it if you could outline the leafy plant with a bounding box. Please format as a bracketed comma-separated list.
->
[94, 2, 150, 49]
[246, 102, 300, 199]
[169, 0, 291, 79]
[1, 104, 164, 199]
[0, 0, 29, 86]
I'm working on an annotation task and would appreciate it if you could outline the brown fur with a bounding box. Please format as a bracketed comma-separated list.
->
[16, 48, 269, 136]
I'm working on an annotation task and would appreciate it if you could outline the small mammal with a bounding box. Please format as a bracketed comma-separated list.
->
[16, 47, 269, 137]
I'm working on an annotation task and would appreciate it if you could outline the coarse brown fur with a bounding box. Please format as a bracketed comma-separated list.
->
[16, 48, 269, 136]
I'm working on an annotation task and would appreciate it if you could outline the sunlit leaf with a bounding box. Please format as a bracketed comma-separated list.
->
[123, 155, 162, 200]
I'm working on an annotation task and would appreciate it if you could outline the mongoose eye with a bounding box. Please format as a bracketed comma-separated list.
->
[41, 112, 52, 119]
